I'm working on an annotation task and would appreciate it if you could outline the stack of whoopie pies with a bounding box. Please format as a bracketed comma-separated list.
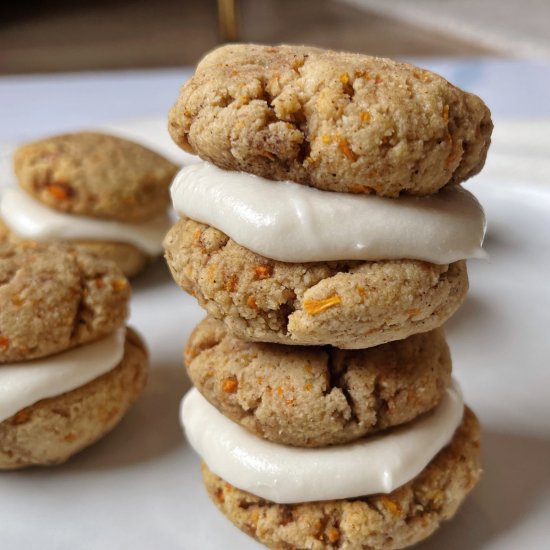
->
[165, 44, 492, 549]
[0, 241, 148, 469]
[1, 132, 178, 277]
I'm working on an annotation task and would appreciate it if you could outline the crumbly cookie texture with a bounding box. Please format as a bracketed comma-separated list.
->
[202, 407, 480, 550]
[164, 218, 468, 349]
[14, 132, 178, 222]
[0, 241, 130, 363]
[169, 44, 492, 197]
[0, 218, 150, 278]
[0, 328, 148, 469]
[185, 317, 451, 447]
[67, 241, 150, 278]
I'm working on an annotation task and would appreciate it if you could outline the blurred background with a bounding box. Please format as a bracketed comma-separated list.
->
[2, 0, 550, 74]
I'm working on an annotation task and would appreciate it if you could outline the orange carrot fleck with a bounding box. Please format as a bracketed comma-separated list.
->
[354, 70, 371, 80]
[246, 295, 257, 310]
[321, 134, 332, 144]
[340, 72, 350, 85]
[185, 344, 198, 360]
[10, 294, 23, 306]
[380, 495, 401, 517]
[225, 274, 239, 292]
[303, 294, 342, 315]
[327, 528, 340, 542]
[339, 139, 357, 162]
[442, 104, 449, 122]
[46, 184, 70, 200]
[222, 378, 238, 393]
[111, 279, 128, 292]
[0, 335, 10, 349]
[361, 111, 371, 123]
[13, 409, 29, 424]
[253, 265, 272, 279]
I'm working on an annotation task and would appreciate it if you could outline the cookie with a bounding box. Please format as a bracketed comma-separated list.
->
[202, 407, 480, 550]
[164, 218, 468, 349]
[0, 217, 9, 243]
[60, 241, 149, 279]
[0, 241, 129, 362]
[14, 132, 178, 222]
[169, 44, 492, 197]
[185, 317, 451, 447]
[0, 219, 150, 278]
[0, 328, 148, 469]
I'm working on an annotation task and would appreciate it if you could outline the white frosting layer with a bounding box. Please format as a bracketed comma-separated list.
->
[0, 328, 125, 423]
[0, 188, 171, 255]
[181, 380, 464, 504]
[171, 162, 486, 264]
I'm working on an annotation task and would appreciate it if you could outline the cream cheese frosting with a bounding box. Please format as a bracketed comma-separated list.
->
[0, 328, 125, 423]
[1, 188, 171, 255]
[171, 162, 486, 265]
[180, 379, 464, 504]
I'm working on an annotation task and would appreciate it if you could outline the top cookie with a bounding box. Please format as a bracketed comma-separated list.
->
[14, 132, 179, 223]
[0, 241, 130, 363]
[169, 44, 492, 197]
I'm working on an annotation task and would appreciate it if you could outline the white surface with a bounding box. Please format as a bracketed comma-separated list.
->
[0, 118, 548, 550]
[0, 329, 125, 423]
[1, 188, 171, 255]
[0, 113, 549, 547]
[342, 0, 550, 58]
[172, 162, 486, 264]
[181, 381, 464, 503]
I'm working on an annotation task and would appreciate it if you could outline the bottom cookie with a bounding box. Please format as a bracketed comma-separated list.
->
[0, 328, 148, 469]
[75, 241, 150, 278]
[0, 217, 151, 278]
[202, 408, 480, 550]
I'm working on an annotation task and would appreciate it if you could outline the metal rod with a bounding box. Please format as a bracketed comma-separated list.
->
[217, 0, 239, 42]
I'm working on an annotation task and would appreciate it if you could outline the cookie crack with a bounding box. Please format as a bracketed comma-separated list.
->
[69, 270, 89, 342]
[371, 375, 390, 431]
[324, 349, 361, 427]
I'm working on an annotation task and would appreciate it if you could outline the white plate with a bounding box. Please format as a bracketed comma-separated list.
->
[0, 119, 549, 550]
